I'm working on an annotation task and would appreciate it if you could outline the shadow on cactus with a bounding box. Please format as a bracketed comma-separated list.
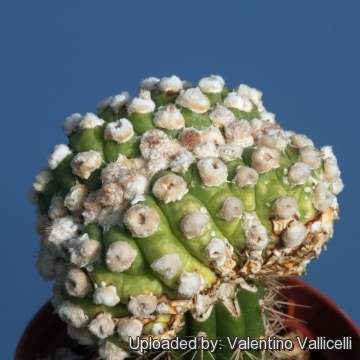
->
[30, 75, 343, 360]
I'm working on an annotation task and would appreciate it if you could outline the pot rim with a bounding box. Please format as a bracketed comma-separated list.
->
[281, 277, 360, 338]
[14, 276, 360, 359]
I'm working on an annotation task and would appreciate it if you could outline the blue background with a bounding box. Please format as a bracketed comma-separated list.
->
[1, 2, 359, 358]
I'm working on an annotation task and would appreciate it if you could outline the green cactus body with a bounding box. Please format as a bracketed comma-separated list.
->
[172, 280, 265, 360]
[31, 75, 343, 360]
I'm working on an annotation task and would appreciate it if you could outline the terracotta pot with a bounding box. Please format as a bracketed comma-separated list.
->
[280, 277, 360, 359]
[15, 301, 68, 360]
[15, 277, 360, 360]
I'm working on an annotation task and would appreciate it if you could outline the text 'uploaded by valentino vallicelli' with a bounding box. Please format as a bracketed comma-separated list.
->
[129, 336, 353, 354]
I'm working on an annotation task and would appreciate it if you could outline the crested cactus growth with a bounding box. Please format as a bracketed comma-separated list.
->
[30, 75, 342, 360]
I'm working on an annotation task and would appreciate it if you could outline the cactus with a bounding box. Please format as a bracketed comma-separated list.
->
[30, 75, 343, 360]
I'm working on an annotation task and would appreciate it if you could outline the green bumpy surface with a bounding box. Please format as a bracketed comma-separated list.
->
[31, 75, 342, 360]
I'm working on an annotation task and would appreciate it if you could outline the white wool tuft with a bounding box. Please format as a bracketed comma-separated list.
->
[151, 323, 164, 335]
[310, 220, 322, 233]
[224, 119, 254, 147]
[99, 183, 124, 206]
[33, 168, 55, 192]
[57, 301, 88, 328]
[290, 134, 314, 148]
[128, 294, 157, 317]
[78, 113, 105, 130]
[282, 221, 307, 248]
[93, 285, 120, 307]
[127, 89, 155, 114]
[182, 80, 193, 89]
[157, 75, 183, 92]
[218, 144, 243, 162]
[287, 162, 311, 185]
[109, 92, 131, 113]
[170, 152, 196, 173]
[218, 197, 243, 222]
[153, 104, 185, 130]
[299, 146, 322, 169]
[178, 271, 202, 298]
[81, 209, 99, 226]
[250, 118, 265, 133]
[124, 204, 160, 238]
[260, 111, 275, 123]
[105, 241, 137, 272]
[48, 144, 73, 170]
[193, 142, 218, 159]
[81, 192, 102, 225]
[246, 225, 269, 251]
[272, 196, 298, 220]
[48, 196, 68, 219]
[323, 158, 341, 183]
[140, 77, 160, 91]
[96, 96, 113, 114]
[97, 205, 124, 231]
[181, 210, 209, 239]
[64, 183, 88, 212]
[48, 216, 81, 254]
[64, 267, 92, 298]
[198, 75, 224, 93]
[156, 302, 170, 314]
[88, 313, 115, 339]
[284, 130, 294, 139]
[205, 238, 226, 262]
[70, 150, 102, 179]
[68, 233, 101, 268]
[197, 157, 228, 187]
[223, 92, 252, 112]
[104, 118, 134, 144]
[175, 88, 211, 113]
[179, 127, 202, 150]
[121, 172, 148, 200]
[101, 157, 131, 184]
[211, 75, 225, 86]
[201, 127, 225, 146]
[117, 319, 143, 343]
[140, 129, 171, 162]
[152, 174, 188, 203]
[234, 166, 258, 187]
[63, 113, 82, 136]
[147, 158, 171, 174]
[151, 253, 182, 279]
[251, 146, 280, 173]
[236, 84, 264, 112]
[209, 104, 236, 127]
[130, 194, 146, 205]
[312, 183, 334, 211]
[331, 179, 344, 195]
[36, 244, 57, 280]
[99, 341, 130, 360]
[321, 146, 337, 161]
[259, 134, 287, 150]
